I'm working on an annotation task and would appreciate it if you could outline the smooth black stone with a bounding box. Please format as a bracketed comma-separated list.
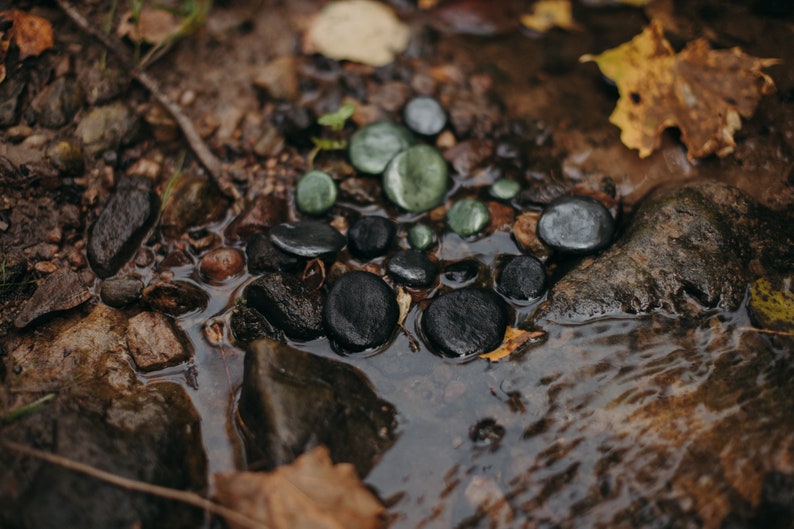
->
[347, 216, 396, 260]
[87, 176, 160, 278]
[323, 271, 399, 352]
[443, 260, 481, 284]
[497, 255, 547, 300]
[387, 250, 438, 287]
[245, 272, 325, 340]
[100, 276, 144, 308]
[246, 233, 302, 274]
[403, 96, 446, 136]
[537, 195, 615, 254]
[230, 305, 279, 344]
[422, 288, 507, 359]
[269, 221, 346, 258]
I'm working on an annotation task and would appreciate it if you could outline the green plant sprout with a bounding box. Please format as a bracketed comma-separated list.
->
[308, 103, 356, 168]
[2, 394, 56, 424]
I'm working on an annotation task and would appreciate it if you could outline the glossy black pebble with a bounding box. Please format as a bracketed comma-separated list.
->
[323, 271, 399, 352]
[443, 260, 480, 285]
[403, 96, 446, 136]
[537, 195, 615, 255]
[269, 221, 346, 258]
[497, 255, 547, 300]
[387, 250, 438, 288]
[347, 216, 396, 260]
[422, 288, 507, 359]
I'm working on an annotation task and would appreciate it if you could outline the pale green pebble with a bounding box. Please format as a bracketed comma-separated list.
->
[490, 179, 521, 200]
[295, 170, 337, 215]
[408, 224, 434, 250]
[446, 199, 490, 237]
[348, 121, 415, 175]
[383, 144, 448, 213]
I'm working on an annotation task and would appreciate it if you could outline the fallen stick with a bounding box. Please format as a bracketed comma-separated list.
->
[54, 0, 240, 200]
[2, 440, 265, 529]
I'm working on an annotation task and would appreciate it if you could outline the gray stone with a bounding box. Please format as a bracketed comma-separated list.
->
[76, 101, 140, 155]
[34, 77, 85, 129]
[348, 120, 415, 175]
[126, 311, 192, 371]
[383, 144, 448, 213]
[537, 195, 615, 255]
[100, 276, 144, 308]
[269, 221, 346, 259]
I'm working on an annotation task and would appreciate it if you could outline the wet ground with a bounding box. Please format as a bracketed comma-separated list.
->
[2, 1, 794, 528]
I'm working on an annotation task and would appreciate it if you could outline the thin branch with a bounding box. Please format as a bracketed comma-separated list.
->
[739, 326, 794, 337]
[1, 440, 265, 529]
[54, 0, 240, 200]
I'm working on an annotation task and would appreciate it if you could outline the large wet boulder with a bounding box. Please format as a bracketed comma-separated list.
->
[534, 182, 794, 323]
[238, 338, 397, 477]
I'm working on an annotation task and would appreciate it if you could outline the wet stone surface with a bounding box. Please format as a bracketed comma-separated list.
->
[199, 247, 245, 282]
[536, 194, 615, 255]
[99, 276, 144, 308]
[244, 272, 325, 340]
[347, 216, 396, 260]
[323, 271, 399, 352]
[403, 95, 446, 136]
[126, 311, 192, 371]
[383, 144, 448, 212]
[497, 255, 547, 300]
[295, 169, 337, 215]
[443, 260, 481, 285]
[446, 198, 490, 237]
[142, 280, 209, 317]
[387, 249, 439, 288]
[422, 288, 508, 359]
[269, 221, 346, 258]
[348, 120, 415, 175]
[408, 223, 434, 250]
[245, 232, 301, 273]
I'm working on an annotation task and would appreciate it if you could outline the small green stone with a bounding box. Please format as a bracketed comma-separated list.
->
[490, 179, 520, 200]
[446, 199, 490, 237]
[408, 224, 434, 250]
[349, 121, 415, 175]
[295, 170, 337, 215]
[383, 145, 448, 213]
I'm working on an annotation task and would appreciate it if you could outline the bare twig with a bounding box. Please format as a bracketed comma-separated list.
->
[54, 0, 240, 200]
[739, 326, 794, 337]
[1, 440, 265, 529]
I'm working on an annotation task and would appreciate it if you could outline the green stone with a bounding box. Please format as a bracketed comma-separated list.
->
[446, 199, 490, 237]
[296, 170, 337, 215]
[408, 224, 434, 250]
[349, 121, 415, 175]
[383, 145, 448, 213]
[490, 179, 521, 200]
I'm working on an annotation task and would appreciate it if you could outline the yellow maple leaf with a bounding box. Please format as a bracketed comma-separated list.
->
[479, 327, 546, 362]
[580, 20, 779, 160]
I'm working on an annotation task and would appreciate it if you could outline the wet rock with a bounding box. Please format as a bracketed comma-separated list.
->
[230, 304, 279, 344]
[443, 260, 481, 285]
[387, 249, 439, 287]
[127, 311, 192, 371]
[199, 247, 245, 282]
[245, 272, 325, 340]
[383, 144, 448, 212]
[239, 338, 397, 477]
[537, 195, 615, 255]
[408, 223, 435, 250]
[224, 194, 288, 242]
[161, 178, 230, 238]
[295, 169, 337, 215]
[13, 268, 91, 329]
[422, 288, 508, 359]
[269, 221, 346, 259]
[100, 276, 144, 308]
[142, 280, 209, 316]
[403, 96, 446, 136]
[535, 182, 794, 322]
[323, 271, 399, 351]
[76, 101, 140, 155]
[512, 211, 552, 259]
[245, 232, 301, 274]
[0, 71, 27, 127]
[347, 216, 396, 260]
[87, 176, 160, 278]
[490, 178, 521, 200]
[497, 255, 547, 300]
[349, 120, 415, 175]
[34, 77, 85, 129]
[447, 198, 490, 237]
[46, 139, 84, 175]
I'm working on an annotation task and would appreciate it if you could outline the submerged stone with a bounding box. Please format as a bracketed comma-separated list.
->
[446, 198, 490, 237]
[422, 288, 507, 359]
[403, 96, 446, 136]
[349, 120, 415, 175]
[497, 255, 547, 300]
[383, 144, 448, 212]
[295, 169, 337, 215]
[408, 223, 435, 250]
[347, 216, 396, 260]
[537, 195, 615, 254]
[323, 271, 399, 351]
[245, 272, 325, 340]
[269, 221, 346, 258]
[387, 249, 438, 287]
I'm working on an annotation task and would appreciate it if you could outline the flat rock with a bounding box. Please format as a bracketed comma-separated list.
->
[245, 272, 325, 340]
[387, 249, 438, 287]
[126, 311, 192, 371]
[347, 216, 396, 260]
[269, 221, 346, 258]
[238, 338, 397, 477]
[76, 101, 139, 155]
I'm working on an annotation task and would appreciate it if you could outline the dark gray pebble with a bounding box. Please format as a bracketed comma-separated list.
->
[100, 276, 144, 308]
[245, 272, 325, 340]
[387, 250, 438, 288]
[246, 233, 301, 274]
[347, 216, 396, 260]
[269, 221, 346, 258]
[422, 288, 507, 359]
[537, 195, 615, 254]
[403, 96, 446, 136]
[497, 255, 547, 300]
[323, 271, 399, 352]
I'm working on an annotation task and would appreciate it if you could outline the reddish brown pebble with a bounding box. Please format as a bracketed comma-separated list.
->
[199, 247, 245, 281]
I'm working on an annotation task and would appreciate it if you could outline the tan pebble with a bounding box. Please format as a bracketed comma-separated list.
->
[436, 130, 457, 149]
[34, 261, 58, 274]
[44, 226, 63, 244]
[199, 247, 244, 281]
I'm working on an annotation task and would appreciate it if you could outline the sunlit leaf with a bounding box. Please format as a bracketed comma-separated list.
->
[748, 276, 794, 334]
[318, 103, 356, 131]
[479, 327, 545, 362]
[520, 0, 582, 33]
[0, 9, 54, 60]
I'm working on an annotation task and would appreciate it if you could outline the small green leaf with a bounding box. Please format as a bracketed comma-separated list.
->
[2, 393, 55, 423]
[748, 276, 794, 333]
[311, 137, 348, 151]
[317, 103, 356, 131]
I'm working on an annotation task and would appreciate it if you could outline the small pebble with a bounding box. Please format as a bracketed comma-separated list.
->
[349, 121, 415, 175]
[100, 276, 144, 308]
[537, 195, 615, 254]
[408, 223, 434, 250]
[403, 96, 446, 136]
[490, 179, 521, 201]
[269, 221, 346, 258]
[347, 216, 396, 260]
[497, 255, 547, 300]
[387, 250, 438, 287]
[446, 199, 490, 237]
[383, 144, 448, 212]
[295, 169, 337, 215]
[443, 260, 480, 285]
[199, 247, 245, 282]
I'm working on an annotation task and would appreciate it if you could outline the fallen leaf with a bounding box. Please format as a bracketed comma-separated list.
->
[304, 0, 410, 67]
[580, 20, 779, 160]
[396, 286, 412, 326]
[520, 0, 582, 33]
[117, 8, 182, 45]
[0, 9, 54, 60]
[748, 276, 794, 334]
[213, 446, 385, 529]
[479, 327, 545, 362]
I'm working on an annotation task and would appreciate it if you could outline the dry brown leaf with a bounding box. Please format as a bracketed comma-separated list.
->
[580, 20, 779, 160]
[479, 327, 545, 362]
[117, 8, 182, 45]
[396, 286, 412, 326]
[0, 9, 54, 61]
[520, 0, 582, 33]
[213, 446, 385, 529]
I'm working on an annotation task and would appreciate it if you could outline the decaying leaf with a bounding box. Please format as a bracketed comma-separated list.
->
[520, 0, 582, 33]
[479, 327, 545, 362]
[213, 445, 385, 529]
[117, 8, 182, 45]
[0, 9, 54, 61]
[304, 0, 409, 67]
[748, 276, 794, 334]
[396, 286, 412, 326]
[580, 20, 779, 160]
